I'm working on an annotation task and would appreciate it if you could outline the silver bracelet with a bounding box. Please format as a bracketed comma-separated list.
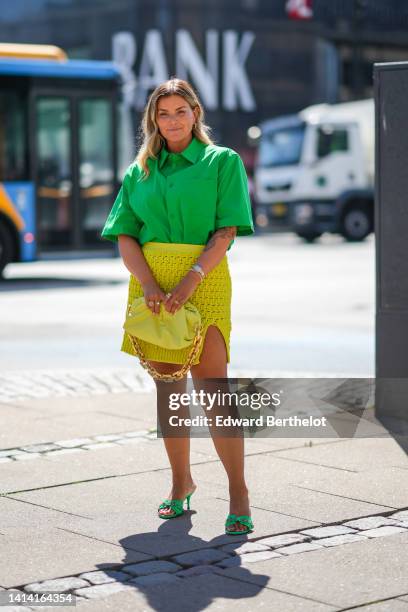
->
[190, 263, 205, 281]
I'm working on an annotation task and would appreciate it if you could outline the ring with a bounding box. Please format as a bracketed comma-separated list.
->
[165, 293, 172, 299]
[148, 300, 154, 307]
[155, 301, 161, 305]
[174, 299, 180, 304]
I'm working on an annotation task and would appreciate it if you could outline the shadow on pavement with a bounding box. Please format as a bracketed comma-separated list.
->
[93, 512, 270, 611]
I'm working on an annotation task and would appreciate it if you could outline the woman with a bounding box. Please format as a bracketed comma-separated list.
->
[101, 78, 255, 535]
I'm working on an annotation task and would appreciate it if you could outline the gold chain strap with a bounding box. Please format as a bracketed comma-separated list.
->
[126, 307, 203, 382]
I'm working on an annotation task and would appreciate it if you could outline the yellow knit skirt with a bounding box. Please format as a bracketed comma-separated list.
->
[121, 242, 232, 365]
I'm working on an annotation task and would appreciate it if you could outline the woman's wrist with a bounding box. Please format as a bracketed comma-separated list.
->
[187, 269, 203, 285]
[190, 263, 205, 281]
[141, 275, 158, 291]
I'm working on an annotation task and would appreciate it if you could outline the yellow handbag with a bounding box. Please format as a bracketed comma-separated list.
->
[123, 297, 203, 382]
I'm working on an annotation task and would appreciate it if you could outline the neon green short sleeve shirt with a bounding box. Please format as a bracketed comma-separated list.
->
[101, 136, 255, 251]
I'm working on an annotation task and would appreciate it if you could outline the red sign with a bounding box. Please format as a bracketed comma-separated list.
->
[286, 0, 313, 20]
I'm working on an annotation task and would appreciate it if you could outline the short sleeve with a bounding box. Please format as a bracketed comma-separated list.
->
[101, 164, 143, 243]
[215, 150, 255, 238]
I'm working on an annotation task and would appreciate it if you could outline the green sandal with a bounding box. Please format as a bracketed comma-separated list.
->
[158, 491, 194, 519]
[225, 513, 254, 535]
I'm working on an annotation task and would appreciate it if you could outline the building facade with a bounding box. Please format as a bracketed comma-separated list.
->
[1, 0, 408, 162]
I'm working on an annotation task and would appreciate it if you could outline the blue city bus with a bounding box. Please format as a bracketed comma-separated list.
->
[0, 44, 121, 276]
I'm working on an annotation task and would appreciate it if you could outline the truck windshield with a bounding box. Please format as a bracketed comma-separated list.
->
[258, 124, 305, 167]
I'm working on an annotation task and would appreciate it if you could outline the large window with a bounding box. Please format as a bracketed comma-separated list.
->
[36, 96, 72, 247]
[79, 98, 114, 244]
[0, 91, 27, 181]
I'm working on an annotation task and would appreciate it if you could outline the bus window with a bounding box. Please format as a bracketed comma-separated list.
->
[79, 98, 114, 246]
[0, 91, 28, 181]
[0, 50, 120, 273]
[35, 97, 72, 248]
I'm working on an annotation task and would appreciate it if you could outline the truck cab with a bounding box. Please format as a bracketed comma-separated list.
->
[254, 99, 374, 242]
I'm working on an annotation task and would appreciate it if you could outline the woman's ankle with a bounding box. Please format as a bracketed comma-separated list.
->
[229, 484, 249, 498]
[172, 476, 195, 489]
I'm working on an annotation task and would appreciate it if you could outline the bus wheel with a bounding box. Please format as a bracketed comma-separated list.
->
[295, 231, 322, 243]
[339, 204, 372, 242]
[0, 221, 14, 278]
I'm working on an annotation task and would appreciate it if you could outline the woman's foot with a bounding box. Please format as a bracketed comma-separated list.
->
[226, 488, 251, 533]
[158, 480, 197, 518]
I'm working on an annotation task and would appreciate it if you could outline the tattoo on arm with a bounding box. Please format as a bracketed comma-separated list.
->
[202, 226, 237, 253]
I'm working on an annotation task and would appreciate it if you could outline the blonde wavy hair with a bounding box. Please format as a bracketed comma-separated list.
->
[135, 77, 214, 178]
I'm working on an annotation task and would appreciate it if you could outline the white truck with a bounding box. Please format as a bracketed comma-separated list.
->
[254, 99, 375, 242]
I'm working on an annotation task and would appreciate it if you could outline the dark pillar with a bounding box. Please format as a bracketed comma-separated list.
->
[374, 61, 408, 436]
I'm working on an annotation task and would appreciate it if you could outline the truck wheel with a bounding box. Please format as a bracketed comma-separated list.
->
[295, 231, 322, 243]
[0, 221, 14, 278]
[340, 204, 372, 242]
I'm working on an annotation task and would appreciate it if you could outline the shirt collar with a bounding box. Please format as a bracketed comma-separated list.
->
[159, 136, 204, 168]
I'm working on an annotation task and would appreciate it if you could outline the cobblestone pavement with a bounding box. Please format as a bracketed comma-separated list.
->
[0, 369, 155, 402]
[0, 368, 372, 403]
[0, 428, 158, 464]
[1, 509, 407, 609]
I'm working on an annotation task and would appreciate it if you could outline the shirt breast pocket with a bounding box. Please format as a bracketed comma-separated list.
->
[179, 177, 217, 222]
[130, 185, 160, 221]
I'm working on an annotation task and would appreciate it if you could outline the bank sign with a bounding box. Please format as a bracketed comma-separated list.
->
[112, 29, 256, 113]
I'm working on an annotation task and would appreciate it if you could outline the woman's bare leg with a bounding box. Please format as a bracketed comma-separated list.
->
[190, 326, 251, 533]
[148, 360, 196, 517]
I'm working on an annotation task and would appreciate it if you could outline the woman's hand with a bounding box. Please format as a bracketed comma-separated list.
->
[142, 280, 167, 315]
[164, 271, 200, 314]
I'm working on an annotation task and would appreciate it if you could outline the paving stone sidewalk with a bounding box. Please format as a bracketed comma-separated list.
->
[0, 380, 407, 611]
[0, 367, 370, 402]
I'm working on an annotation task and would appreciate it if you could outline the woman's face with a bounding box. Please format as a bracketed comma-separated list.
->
[156, 94, 198, 147]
